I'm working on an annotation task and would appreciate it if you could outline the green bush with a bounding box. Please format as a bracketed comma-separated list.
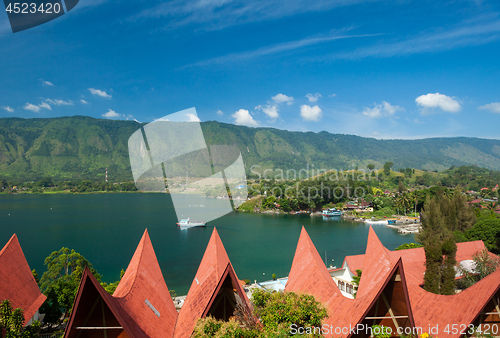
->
[252, 289, 327, 336]
[194, 289, 328, 337]
[457, 218, 500, 254]
[395, 243, 424, 250]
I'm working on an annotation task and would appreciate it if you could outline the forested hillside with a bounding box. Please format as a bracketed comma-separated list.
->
[1, 116, 500, 181]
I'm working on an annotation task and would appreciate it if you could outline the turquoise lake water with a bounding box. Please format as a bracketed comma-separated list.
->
[0, 194, 414, 295]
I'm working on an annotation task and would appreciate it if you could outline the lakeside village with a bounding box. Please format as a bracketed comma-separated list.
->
[2, 164, 500, 337]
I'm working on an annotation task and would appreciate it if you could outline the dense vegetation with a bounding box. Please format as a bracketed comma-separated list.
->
[36, 248, 123, 328]
[415, 192, 475, 294]
[3, 116, 500, 183]
[193, 289, 328, 337]
[0, 300, 41, 338]
[238, 164, 500, 214]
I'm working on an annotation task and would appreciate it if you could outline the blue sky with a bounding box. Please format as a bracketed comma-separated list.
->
[1, 0, 500, 139]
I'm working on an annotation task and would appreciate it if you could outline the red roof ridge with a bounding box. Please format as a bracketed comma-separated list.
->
[409, 268, 500, 332]
[286, 227, 340, 297]
[113, 229, 178, 338]
[0, 233, 18, 256]
[356, 227, 393, 298]
[174, 228, 251, 338]
[0, 234, 46, 326]
[286, 229, 415, 335]
[113, 229, 148, 298]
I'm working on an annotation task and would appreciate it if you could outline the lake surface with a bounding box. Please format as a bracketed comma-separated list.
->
[0, 194, 414, 295]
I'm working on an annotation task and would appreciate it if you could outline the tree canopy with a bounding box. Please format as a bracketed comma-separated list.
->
[193, 289, 328, 337]
[0, 300, 41, 338]
[39, 248, 102, 325]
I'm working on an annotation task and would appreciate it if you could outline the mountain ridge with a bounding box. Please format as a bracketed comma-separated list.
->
[1, 116, 500, 181]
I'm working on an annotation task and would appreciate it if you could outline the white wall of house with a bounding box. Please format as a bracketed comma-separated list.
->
[329, 261, 355, 299]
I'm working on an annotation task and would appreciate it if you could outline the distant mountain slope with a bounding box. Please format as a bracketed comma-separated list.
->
[1, 116, 500, 181]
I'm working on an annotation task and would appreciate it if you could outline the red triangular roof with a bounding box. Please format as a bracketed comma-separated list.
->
[340, 231, 500, 337]
[356, 227, 393, 298]
[0, 234, 46, 325]
[113, 229, 178, 338]
[174, 228, 251, 338]
[285, 227, 415, 336]
[345, 240, 490, 286]
[286, 227, 342, 308]
[64, 267, 147, 338]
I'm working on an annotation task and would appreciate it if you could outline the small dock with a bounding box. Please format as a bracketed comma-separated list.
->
[386, 223, 422, 234]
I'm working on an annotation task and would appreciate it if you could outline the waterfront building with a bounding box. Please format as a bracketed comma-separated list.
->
[62, 225, 500, 338]
[286, 227, 414, 337]
[329, 237, 494, 291]
[174, 228, 252, 338]
[64, 230, 178, 338]
[65, 228, 251, 338]
[0, 234, 46, 326]
[286, 226, 500, 337]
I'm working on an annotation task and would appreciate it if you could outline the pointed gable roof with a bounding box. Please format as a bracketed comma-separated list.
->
[339, 229, 500, 337]
[113, 229, 178, 338]
[64, 267, 147, 338]
[0, 234, 46, 325]
[174, 228, 251, 338]
[408, 269, 500, 334]
[286, 226, 342, 307]
[286, 227, 415, 336]
[356, 227, 393, 298]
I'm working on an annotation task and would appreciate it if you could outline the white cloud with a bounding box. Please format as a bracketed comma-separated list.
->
[415, 93, 461, 114]
[186, 113, 201, 122]
[42, 80, 53, 86]
[478, 102, 500, 113]
[154, 117, 170, 122]
[413, 118, 424, 124]
[272, 93, 294, 105]
[80, 100, 88, 104]
[216, 109, 223, 115]
[39, 102, 52, 110]
[89, 88, 112, 98]
[24, 103, 41, 113]
[46, 99, 73, 106]
[255, 105, 279, 119]
[1, 106, 14, 112]
[362, 101, 403, 119]
[329, 94, 337, 97]
[300, 105, 322, 121]
[102, 109, 121, 118]
[232, 109, 259, 127]
[306, 93, 322, 103]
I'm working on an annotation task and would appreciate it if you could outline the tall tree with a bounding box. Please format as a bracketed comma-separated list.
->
[398, 179, 406, 193]
[383, 162, 393, 176]
[419, 197, 447, 293]
[39, 248, 101, 325]
[417, 194, 464, 294]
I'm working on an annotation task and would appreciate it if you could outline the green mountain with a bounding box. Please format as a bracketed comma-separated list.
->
[1, 116, 500, 182]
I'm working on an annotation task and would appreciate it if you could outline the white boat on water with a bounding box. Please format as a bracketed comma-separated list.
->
[177, 218, 206, 228]
[364, 219, 389, 225]
[322, 208, 342, 217]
